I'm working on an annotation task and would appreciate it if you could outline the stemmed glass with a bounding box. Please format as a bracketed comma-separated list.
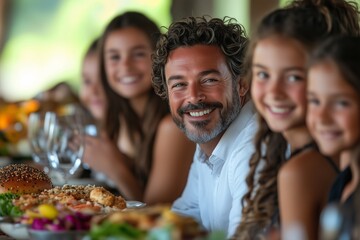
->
[47, 111, 84, 184]
[27, 111, 56, 173]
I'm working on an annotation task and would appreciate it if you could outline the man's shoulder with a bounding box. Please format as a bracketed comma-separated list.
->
[231, 110, 258, 142]
[228, 101, 258, 131]
[226, 113, 257, 161]
[216, 103, 258, 160]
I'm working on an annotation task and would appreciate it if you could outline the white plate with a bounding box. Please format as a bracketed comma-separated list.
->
[126, 201, 146, 208]
[0, 223, 29, 240]
[28, 229, 87, 240]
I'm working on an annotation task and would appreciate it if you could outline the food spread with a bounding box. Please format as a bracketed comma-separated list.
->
[13, 185, 126, 214]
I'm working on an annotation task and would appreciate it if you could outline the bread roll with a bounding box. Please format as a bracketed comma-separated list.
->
[0, 164, 52, 194]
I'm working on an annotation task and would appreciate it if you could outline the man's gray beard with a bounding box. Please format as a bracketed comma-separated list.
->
[172, 90, 241, 144]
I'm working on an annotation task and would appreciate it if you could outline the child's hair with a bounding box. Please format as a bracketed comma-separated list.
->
[308, 36, 360, 93]
[235, 1, 360, 239]
[84, 38, 99, 58]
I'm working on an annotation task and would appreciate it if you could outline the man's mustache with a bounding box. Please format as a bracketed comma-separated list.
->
[178, 102, 223, 115]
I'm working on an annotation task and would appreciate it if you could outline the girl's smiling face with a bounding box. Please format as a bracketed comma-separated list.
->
[104, 27, 153, 101]
[307, 60, 360, 156]
[251, 35, 307, 133]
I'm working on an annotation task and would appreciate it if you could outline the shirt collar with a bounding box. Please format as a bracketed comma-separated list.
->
[196, 100, 256, 176]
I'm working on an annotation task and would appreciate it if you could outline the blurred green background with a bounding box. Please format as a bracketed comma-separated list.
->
[0, 0, 172, 101]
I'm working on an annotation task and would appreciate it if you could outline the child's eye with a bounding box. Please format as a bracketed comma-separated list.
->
[287, 75, 303, 82]
[83, 78, 91, 86]
[108, 54, 120, 61]
[307, 98, 319, 106]
[133, 51, 147, 59]
[335, 100, 350, 108]
[256, 71, 269, 80]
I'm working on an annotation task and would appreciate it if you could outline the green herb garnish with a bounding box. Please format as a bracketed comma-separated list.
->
[0, 193, 22, 217]
[89, 221, 146, 240]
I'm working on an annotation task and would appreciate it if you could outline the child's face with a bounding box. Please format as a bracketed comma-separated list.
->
[80, 52, 107, 122]
[251, 35, 307, 133]
[307, 60, 360, 156]
[104, 27, 153, 101]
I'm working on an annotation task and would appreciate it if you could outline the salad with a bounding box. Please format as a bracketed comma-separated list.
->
[22, 203, 92, 231]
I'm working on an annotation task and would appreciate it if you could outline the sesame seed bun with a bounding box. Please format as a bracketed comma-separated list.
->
[0, 164, 52, 194]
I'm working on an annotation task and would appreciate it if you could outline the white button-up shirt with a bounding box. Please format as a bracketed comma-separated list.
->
[172, 100, 258, 237]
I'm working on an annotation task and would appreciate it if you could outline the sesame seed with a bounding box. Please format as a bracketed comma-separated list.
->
[0, 164, 52, 186]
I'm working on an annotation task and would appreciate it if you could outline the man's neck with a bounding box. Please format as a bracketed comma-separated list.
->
[199, 132, 224, 157]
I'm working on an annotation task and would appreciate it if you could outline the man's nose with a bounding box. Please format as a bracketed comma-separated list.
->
[187, 83, 205, 103]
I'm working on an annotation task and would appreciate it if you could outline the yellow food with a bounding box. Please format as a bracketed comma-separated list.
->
[38, 204, 58, 220]
[25, 209, 42, 219]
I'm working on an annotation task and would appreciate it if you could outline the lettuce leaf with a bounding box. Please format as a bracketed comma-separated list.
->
[89, 221, 146, 240]
[0, 193, 23, 217]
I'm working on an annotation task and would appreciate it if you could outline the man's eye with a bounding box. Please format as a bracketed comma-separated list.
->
[201, 78, 218, 85]
[171, 82, 186, 89]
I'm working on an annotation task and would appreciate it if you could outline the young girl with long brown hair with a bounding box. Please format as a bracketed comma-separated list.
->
[82, 12, 195, 205]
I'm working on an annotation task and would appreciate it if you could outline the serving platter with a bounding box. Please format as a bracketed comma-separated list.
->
[0, 222, 28, 240]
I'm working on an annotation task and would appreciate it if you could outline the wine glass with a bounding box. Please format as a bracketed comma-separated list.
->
[27, 111, 56, 173]
[47, 112, 84, 184]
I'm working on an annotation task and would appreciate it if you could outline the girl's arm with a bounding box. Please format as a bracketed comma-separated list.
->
[144, 115, 195, 205]
[278, 153, 320, 240]
[82, 132, 143, 200]
[83, 115, 195, 204]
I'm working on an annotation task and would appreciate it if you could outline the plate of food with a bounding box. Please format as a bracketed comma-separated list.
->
[87, 205, 210, 240]
[0, 164, 53, 239]
[25, 204, 91, 240]
[0, 163, 128, 239]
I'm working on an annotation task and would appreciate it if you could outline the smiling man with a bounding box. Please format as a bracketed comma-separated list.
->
[152, 17, 258, 237]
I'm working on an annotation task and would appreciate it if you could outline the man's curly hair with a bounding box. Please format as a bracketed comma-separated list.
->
[152, 16, 248, 100]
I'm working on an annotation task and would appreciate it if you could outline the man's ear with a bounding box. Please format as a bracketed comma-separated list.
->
[237, 78, 249, 97]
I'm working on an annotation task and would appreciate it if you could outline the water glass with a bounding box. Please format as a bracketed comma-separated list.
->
[47, 113, 84, 184]
[27, 111, 56, 173]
